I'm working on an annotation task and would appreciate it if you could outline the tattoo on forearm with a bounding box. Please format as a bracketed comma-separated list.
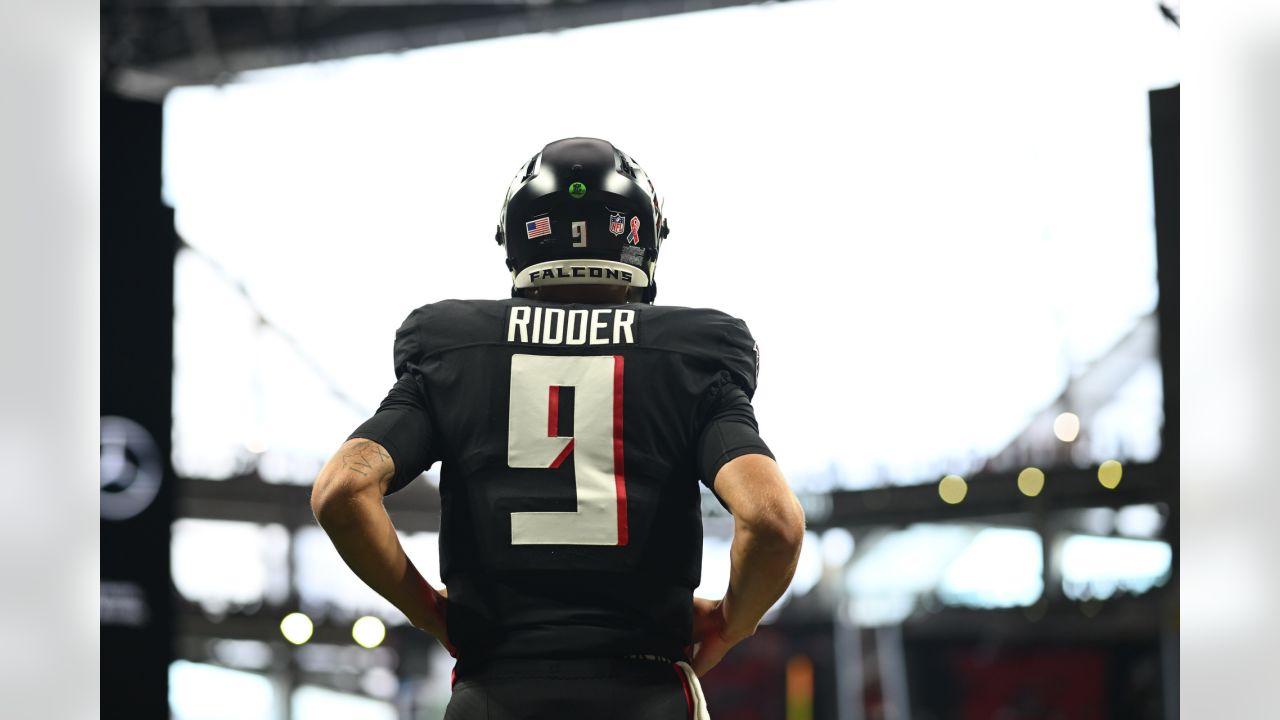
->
[340, 439, 394, 481]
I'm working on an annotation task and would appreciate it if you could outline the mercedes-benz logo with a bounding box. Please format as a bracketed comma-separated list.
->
[100, 416, 163, 521]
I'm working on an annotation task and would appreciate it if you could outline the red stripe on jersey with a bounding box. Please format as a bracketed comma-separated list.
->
[613, 355, 628, 546]
[547, 385, 560, 437]
[549, 438, 574, 469]
[674, 664, 694, 719]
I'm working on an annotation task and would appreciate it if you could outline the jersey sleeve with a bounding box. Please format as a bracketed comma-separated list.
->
[348, 309, 440, 495]
[695, 380, 774, 498]
[709, 315, 761, 399]
[692, 316, 771, 498]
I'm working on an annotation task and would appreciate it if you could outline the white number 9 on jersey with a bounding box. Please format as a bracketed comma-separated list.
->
[507, 354, 627, 546]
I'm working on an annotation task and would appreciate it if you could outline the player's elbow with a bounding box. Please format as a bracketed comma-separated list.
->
[311, 439, 391, 526]
[741, 493, 806, 553]
[310, 468, 364, 529]
[771, 495, 807, 551]
[717, 455, 806, 550]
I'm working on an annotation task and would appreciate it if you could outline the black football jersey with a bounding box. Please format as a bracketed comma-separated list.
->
[352, 297, 765, 664]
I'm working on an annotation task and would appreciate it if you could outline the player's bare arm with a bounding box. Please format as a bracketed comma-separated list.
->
[691, 453, 805, 676]
[310, 438, 452, 652]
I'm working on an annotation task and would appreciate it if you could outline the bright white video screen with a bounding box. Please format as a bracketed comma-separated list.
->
[165, 0, 1177, 490]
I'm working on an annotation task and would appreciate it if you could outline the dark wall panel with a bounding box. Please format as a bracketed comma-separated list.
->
[101, 92, 176, 719]
[1150, 85, 1179, 465]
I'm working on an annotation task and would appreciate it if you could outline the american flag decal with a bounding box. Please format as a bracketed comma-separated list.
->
[525, 216, 552, 239]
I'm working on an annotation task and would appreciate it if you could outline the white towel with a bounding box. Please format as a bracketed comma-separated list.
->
[675, 661, 711, 720]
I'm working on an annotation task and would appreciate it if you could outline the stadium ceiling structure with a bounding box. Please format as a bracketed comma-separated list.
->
[102, 0, 776, 99]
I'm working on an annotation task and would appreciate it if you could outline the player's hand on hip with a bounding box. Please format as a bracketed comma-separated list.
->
[409, 585, 456, 656]
[689, 596, 745, 676]
[417, 620, 457, 657]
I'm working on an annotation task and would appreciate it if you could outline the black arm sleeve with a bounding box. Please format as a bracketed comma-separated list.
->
[349, 373, 439, 495]
[696, 381, 773, 497]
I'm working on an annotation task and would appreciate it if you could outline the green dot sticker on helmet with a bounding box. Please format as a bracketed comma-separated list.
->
[568, 182, 587, 199]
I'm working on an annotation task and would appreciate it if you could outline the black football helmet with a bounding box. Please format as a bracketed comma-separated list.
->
[496, 138, 669, 303]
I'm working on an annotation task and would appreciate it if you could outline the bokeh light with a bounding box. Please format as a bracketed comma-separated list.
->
[279, 612, 313, 645]
[786, 655, 815, 720]
[352, 616, 386, 649]
[1115, 504, 1164, 538]
[1018, 467, 1046, 497]
[939, 475, 968, 505]
[820, 527, 856, 567]
[1098, 460, 1123, 489]
[1053, 412, 1081, 442]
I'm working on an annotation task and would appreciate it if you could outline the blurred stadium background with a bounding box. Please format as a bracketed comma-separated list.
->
[101, 1, 1180, 718]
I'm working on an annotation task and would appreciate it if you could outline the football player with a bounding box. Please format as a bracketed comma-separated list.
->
[311, 138, 805, 718]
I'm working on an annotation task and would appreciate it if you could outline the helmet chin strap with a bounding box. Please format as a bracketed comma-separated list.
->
[639, 259, 658, 303]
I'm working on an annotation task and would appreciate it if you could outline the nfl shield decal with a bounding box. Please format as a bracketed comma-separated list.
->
[609, 210, 625, 237]
[626, 216, 641, 245]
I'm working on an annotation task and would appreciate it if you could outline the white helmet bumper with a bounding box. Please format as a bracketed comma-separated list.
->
[513, 258, 650, 290]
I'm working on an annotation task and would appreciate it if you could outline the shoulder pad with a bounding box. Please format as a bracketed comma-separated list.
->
[640, 305, 760, 398]
[392, 299, 508, 374]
